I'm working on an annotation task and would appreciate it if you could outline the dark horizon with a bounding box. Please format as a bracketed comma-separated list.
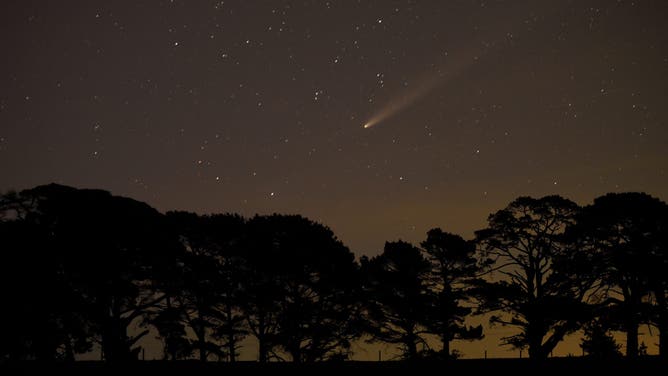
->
[2, 183, 667, 362]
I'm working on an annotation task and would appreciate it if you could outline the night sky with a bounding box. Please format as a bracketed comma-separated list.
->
[2, 0, 668, 357]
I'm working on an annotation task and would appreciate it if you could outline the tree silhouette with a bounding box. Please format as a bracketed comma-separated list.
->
[580, 319, 621, 358]
[0, 210, 93, 360]
[150, 296, 191, 360]
[644, 201, 668, 359]
[474, 196, 585, 359]
[362, 241, 432, 359]
[4, 183, 668, 363]
[239, 216, 283, 362]
[241, 215, 360, 362]
[152, 211, 248, 362]
[205, 214, 249, 362]
[1, 184, 182, 361]
[420, 228, 484, 358]
[568, 192, 668, 358]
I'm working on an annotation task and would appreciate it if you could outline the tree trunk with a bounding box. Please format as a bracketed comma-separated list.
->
[258, 336, 267, 363]
[405, 330, 417, 360]
[226, 305, 236, 362]
[258, 312, 267, 363]
[64, 337, 75, 361]
[528, 340, 544, 359]
[527, 321, 545, 359]
[441, 331, 451, 358]
[657, 290, 668, 358]
[626, 320, 638, 358]
[290, 344, 302, 363]
[102, 319, 120, 361]
[659, 316, 668, 359]
[198, 324, 206, 362]
[228, 330, 236, 362]
[102, 296, 135, 362]
[619, 287, 638, 358]
[166, 296, 177, 361]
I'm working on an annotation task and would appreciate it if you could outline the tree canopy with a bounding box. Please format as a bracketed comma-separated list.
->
[1, 184, 667, 361]
[474, 196, 587, 359]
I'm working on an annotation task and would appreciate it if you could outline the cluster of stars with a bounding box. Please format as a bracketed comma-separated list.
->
[0, 1, 664, 272]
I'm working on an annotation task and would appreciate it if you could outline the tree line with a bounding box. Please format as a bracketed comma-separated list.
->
[1, 184, 667, 362]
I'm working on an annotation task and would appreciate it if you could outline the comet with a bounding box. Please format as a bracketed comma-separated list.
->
[361, 73, 445, 129]
[360, 3, 535, 130]
[362, 50, 477, 130]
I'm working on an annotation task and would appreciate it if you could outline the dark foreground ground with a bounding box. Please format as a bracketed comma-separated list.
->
[2, 358, 666, 375]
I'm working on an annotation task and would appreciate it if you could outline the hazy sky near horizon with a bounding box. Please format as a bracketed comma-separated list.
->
[2, 0, 668, 256]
